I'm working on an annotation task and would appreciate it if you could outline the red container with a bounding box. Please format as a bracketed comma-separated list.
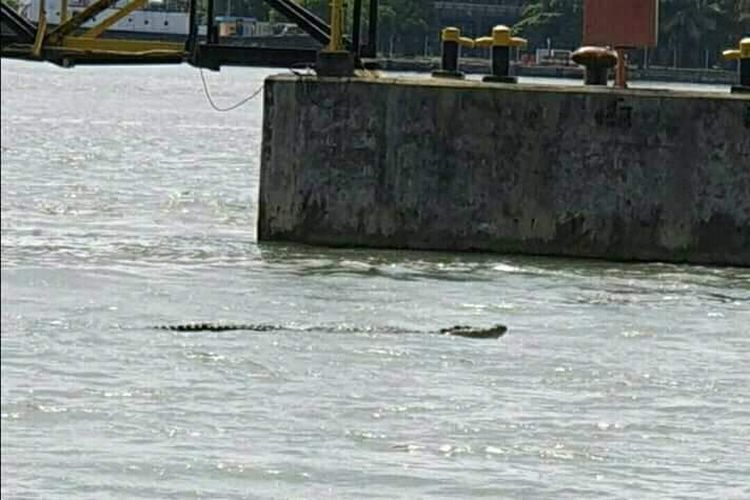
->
[583, 0, 659, 48]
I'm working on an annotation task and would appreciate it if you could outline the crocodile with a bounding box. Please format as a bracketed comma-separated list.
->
[155, 323, 507, 339]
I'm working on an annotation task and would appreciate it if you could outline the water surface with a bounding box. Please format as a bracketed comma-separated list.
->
[2, 60, 749, 499]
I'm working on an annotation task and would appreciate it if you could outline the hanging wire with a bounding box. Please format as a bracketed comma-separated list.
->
[198, 67, 264, 112]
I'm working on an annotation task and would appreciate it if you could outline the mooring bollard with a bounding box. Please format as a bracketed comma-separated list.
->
[432, 27, 475, 79]
[723, 37, 750, 94]
[571, 46, 618, 86]
[474, 25, 527, 83]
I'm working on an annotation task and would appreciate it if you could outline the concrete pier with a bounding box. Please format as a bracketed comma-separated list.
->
[258, 75, 750, 266]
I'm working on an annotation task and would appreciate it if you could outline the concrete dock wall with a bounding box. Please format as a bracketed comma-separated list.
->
[258, 75, 750, 266]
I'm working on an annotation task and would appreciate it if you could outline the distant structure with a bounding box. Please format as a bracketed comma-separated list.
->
[433, 0, 524, 36]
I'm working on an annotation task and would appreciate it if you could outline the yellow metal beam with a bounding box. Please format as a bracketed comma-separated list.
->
[32, 4, 47, 57]
[61, 0, 69, 22]
[82, 0, 148, 38]
[60, 36, 185, 53]
[325, 0, 344, 52]
[46, 0, 120, 43]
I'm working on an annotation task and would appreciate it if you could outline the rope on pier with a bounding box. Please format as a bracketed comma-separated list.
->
[198, 68, 264, 112]
[197, 61, 377, 113]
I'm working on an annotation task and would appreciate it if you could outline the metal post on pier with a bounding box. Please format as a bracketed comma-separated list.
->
[186, 0, 197, 53]
[364, 0, 377, 58]
[61, 0, 69, 23]
[316, 0, 354, 76]
[206, 0, 217, 44]
[327, 0, 343, 52]
[614, 47, 628, 88]
[351, 0, 362, 58]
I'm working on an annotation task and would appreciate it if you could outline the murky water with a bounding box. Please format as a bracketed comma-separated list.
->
[2, 59, 749, 499]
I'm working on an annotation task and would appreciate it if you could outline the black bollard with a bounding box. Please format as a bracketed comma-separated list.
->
[442, 39, 459, 73]
[475, 25, 527, 83]
[571, 46, 618, 86]
[432, 27, 475, 79]
[723, 38, 749, 93]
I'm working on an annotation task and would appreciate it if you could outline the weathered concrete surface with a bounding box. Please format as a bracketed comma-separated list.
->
[259, 75, 750, 266]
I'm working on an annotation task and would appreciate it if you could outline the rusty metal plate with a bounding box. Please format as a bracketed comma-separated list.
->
[583, 0, 659, 48]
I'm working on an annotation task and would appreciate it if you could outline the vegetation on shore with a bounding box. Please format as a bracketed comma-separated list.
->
[515, 0, 749, 67]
